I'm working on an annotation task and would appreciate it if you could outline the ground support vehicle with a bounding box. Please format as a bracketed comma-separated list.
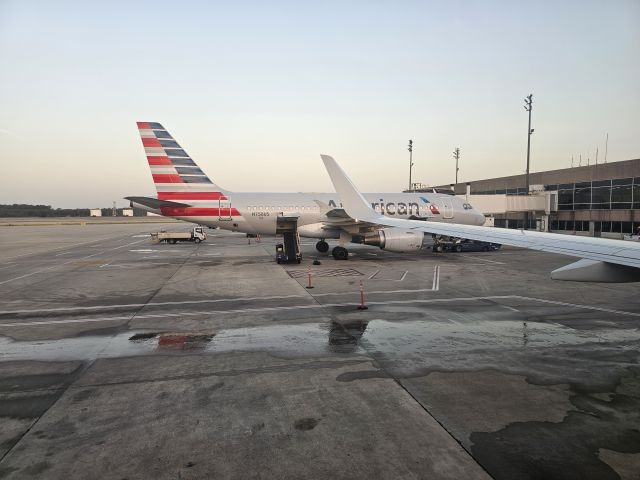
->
[151, 226, 206, 244]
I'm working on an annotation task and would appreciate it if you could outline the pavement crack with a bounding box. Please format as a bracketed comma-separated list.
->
[0, 361, 91, 466]
[123, 243, 202, 330]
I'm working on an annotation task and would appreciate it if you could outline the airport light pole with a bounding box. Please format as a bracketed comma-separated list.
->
[453, 147, 460, 185]
[524, 94, 534, 229]
[408, 139, 414, 191]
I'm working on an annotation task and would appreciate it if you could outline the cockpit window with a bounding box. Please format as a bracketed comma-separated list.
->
[463, 203, 474, 210]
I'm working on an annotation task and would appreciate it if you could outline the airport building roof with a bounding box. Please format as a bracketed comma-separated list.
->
[424, 158, 640, 195]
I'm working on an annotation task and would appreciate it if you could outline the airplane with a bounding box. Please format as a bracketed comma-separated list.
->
[320, 154, 640, 282]
[126, 122, 486, 259]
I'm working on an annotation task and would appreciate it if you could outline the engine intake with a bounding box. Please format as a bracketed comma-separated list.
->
[364, 228, 425, 253]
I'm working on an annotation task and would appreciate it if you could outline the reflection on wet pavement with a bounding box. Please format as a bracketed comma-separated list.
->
[2, 315, 638, 367]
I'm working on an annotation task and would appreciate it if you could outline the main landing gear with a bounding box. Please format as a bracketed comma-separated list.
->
[315, 240, 348, 260]
[315, 240, 329, 253]
[332, 246, 348, 260]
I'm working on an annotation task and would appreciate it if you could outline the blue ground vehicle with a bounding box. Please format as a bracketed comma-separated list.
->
[443, 240, 501, 253]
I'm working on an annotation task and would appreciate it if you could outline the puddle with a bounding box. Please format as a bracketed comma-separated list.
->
[207, 324, 332, 357]
[361, 319, 640, 354]
[0, 318, 638, 364]
[129, 332, 158, 341]
[328, 321, 369, 350]
[0, 325, 335, 362]
[357, 319, 640, 377]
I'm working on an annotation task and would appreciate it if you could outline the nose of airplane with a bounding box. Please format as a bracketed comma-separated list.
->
[475, 211, 486, 226]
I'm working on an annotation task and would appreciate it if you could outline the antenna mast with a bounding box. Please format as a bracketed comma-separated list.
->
[408, 139, 414, 191]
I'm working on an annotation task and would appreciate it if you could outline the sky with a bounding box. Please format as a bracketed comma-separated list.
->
[0, 0, 638, 208]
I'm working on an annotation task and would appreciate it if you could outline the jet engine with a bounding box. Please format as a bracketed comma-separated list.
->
[363, 228, 425, 253]
[297, 223, 341, 239]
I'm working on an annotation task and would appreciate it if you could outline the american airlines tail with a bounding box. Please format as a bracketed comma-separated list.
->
[136, 121, 229, 200]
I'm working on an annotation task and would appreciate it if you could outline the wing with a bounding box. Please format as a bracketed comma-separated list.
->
[321, 155, 640, 282]
[313, 199, 379, 234]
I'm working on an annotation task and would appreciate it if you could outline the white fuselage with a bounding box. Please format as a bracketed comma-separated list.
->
[142, 192, 486, 237]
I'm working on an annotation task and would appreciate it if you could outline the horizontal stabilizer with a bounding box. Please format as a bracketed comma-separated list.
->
[125, 196, 190, 210]
[550, 259, 640, 283]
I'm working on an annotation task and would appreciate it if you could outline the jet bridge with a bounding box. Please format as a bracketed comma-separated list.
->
[275, 216, 302, 264]
[460, 191, 558, 231]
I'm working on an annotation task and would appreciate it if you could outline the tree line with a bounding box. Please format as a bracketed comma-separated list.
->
[0, 204, 144, 217]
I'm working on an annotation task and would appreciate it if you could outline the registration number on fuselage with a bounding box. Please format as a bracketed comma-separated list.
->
[251, 212, 270, 217]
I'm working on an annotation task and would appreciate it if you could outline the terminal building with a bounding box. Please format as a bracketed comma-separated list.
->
[420, 158, 640, 237]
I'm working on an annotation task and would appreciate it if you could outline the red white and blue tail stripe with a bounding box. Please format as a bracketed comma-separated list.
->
[137, 121, 228, 201]
[135, 122, 239, 217]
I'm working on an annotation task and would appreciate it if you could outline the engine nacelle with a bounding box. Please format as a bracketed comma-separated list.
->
[297, 223, 341, 239]
[364, 228, 425, 253]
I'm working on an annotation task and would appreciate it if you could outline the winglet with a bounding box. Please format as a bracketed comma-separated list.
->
[313, 199, 332, 214]
[320, 155, 381, 222]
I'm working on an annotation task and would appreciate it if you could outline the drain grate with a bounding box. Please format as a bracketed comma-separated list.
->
[288, 268, 363, 278]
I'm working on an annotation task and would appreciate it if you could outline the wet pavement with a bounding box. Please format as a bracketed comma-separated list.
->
[0, 223, 639, 479]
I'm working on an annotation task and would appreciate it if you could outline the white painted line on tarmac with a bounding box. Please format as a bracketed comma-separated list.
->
[0, 295, 520, 327]
[0, 316, 134, 327]
[502, 305, 520, 313]
[432, 265, 440, 291]
[5, 285, 636, 322]
[3, 294, 639, 328]
[311, 288, 437, 297]
[98, 262, 112, 268]
[1, 234, 131, 263]
[0, 294, 310, 315]
[470, 257, 506, 265]
[512, 296, 640, 318]
[0, 295, 547, 327]
[367, 270, 408, 282]
[0, 238, 148, 286]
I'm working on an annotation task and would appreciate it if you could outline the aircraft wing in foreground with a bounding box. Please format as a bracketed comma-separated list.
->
[320, 155, 640, 282]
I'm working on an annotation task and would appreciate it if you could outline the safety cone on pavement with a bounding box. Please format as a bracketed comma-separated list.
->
[306, 266, 314, 289]
[357, 280, 368, 310]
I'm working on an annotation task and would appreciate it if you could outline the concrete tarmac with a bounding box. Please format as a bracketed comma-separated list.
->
[0, 223, 639, 479]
